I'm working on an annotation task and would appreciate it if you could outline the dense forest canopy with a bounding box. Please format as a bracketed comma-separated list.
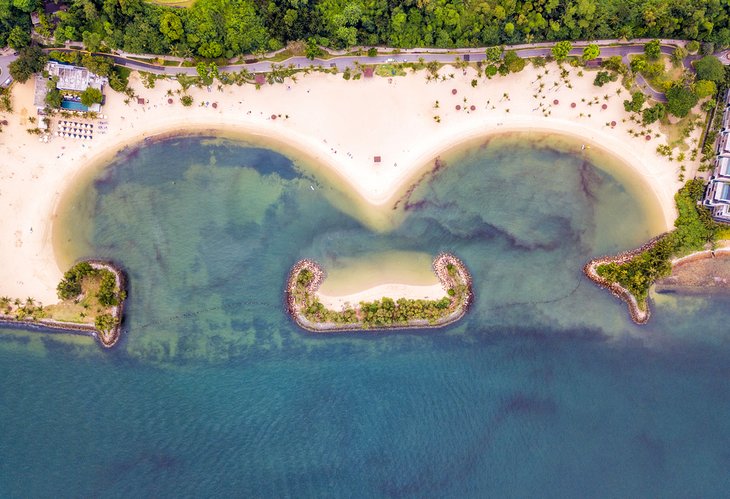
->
[0, 0, 729, 58]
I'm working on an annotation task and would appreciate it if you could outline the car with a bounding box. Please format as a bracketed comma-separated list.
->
[385, 58, 395, 63]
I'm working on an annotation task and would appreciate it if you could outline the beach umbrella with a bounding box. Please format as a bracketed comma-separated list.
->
[553, 99, 559, 105]
[610, 121, 617, 127]
[601, 104, 608, 110]
[271, 114, 277, 120]
[452, 89, 457, 95]
[571, 102, 576, 108]
[455, 105, 461, 110]
[470, 105, 476, 111]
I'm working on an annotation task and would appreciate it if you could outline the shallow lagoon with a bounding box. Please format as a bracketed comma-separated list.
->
[1, 133, 729, 496]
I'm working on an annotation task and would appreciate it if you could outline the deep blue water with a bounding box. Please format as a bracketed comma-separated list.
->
[1, 134, 729, 497]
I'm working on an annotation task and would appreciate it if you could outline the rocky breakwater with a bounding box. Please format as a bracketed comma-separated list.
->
[286, 253, 473, 332]
[0, 260, 127, 349]
[583, 235, 666, 325]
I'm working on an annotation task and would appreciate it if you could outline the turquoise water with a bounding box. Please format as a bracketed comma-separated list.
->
[2, 133, 730, 496]
[61, 99, 90, 112]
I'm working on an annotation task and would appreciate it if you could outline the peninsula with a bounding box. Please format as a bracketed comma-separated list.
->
[0, 260, 126, 347]
[286, 253, 472, 331]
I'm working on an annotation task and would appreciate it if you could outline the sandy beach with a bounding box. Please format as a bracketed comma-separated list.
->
[0, 62, 700, 305]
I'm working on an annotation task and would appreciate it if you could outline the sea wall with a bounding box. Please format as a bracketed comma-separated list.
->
[583, 234, 667, 325]
[286, 253, 473, 332]
[0, 260, 127, 349]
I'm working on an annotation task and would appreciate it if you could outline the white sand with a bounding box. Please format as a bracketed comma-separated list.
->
[0, 62, 700, 305]
[317, 282, 446, 310]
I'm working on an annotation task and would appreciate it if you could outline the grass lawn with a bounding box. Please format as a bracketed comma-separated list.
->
[44, 274, 109, 324]
[658, 112, 702, 152]
[629, 54, 684, 94]
[375, 64, 407, 77]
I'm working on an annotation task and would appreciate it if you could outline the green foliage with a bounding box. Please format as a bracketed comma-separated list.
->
[57, 262, 94, 300]
[641, 103, 666, 125]
[630, 55, 647, 73]
[671, 46, 688, 65]
[485, 46, 502, 63]
[367, 47, 377, 57]
[80, 87, 103, 107]
[551, 41, 572, 61]
[602, 56, 627, 74]
[8, 45, 47, 83]
[694, 56, 725, 84]
[597, 180, 717, 304]
[45, 78, 63, 108]
[96, 270, 119, 307]
[305, 38, 323, 60]
[180, 94, 193, 106]
[666, 84, 699, 117]
[644, 39, 661, 60]
[297, 269, 313, 287]
[623, 91, 646, 113]
[95, 313, 118, 333]
[593, 71, 617, 87]
[502, 50, 525, 73]
[582, 44, 600, 61]
[686, 41, 700, 54]
[7, 25, 30, 49]
[693, 79, 717, 98]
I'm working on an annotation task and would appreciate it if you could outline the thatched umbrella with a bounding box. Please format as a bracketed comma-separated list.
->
[570, 102, 576, 108]
[601, 104, 608, 110]
[455, 105, 461, 110]
[452, 89, 457, 95]
[168, 98, 173, 104]
[470, 105, 476, 111]
[610, 121, 617, 127]
[271, 114, 277, 120]
[212, 102, 218, 109]
[645, 135, 651, 141]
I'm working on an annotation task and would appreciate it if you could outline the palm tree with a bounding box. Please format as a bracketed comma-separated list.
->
[25, 297, 34, 307]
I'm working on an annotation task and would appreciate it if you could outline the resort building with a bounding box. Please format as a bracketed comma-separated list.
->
[33, 61, 107, 113]
[719, 131, 730, 156]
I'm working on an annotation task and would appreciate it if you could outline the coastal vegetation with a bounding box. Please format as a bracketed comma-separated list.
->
[589, 179, 717, 315]
[0, 261, 126, 347]
[287, 254, 472, 331]
[2, 0, 730, 60]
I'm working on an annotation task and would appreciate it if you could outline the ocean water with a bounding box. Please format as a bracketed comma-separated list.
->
[2, 133, 730, 497]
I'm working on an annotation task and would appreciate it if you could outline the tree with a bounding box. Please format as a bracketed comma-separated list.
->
[8, 46, 47, 83]
[485, 46, 503, 63]
[671, 46, 688, 65]
[693, 80, 717, 98]
[305, 38, 322, 60]
[623, 91, 646, 113]
[367, 47, 377, 57]
[642, 103, 666, 125]
[686, 41, 700, 54]
[695, 56, 725, 84]
[80, 87, 103, 107]
[666, 84, 699, 117]
[630, 56, 647, 73]
[551, 41, 572, 61]
[644, 40, 661, 60]
[582, 44, 600, 61]
[181, 95, 193, 106]
[44, 79, 62, 108]
[593, 71, 617, 87]
[7, 26, 30, 50]
[502, 50, 525, 73]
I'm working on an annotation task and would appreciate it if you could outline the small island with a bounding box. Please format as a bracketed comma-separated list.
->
[286, 253, 472, 332]
[0, 261, 126, 348]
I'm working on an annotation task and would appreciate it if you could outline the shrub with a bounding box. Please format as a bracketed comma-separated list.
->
[57, 262, 94, 300]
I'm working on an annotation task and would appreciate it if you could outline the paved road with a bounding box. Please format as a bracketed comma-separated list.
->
[0, 52, 15, 87]
[1, 40, 703, 100]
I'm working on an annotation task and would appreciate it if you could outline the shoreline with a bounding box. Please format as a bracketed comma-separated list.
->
[0, 260, 127, 348]
[0, 63, 694, 304]
[286, 253, 473, 332]
[583, 234, 668, 324]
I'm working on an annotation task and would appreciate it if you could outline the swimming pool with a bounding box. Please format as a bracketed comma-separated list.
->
[60, 99, 89, 112]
